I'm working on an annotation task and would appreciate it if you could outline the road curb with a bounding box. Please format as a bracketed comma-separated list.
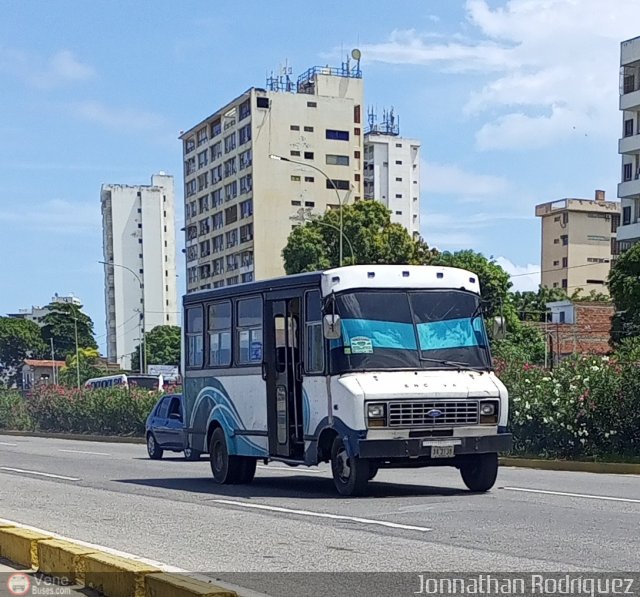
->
[0, 430, 145, 444]
[0, 522, 236, 597]
[500, 457, 640, 475]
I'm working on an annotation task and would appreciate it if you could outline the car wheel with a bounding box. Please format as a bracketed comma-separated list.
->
[209, 428, 249, 484]
[460, 453, 499, 492]
[330, 436, 370, 496]
[184, 446, 201, 461]
[147, 433, 163, 460]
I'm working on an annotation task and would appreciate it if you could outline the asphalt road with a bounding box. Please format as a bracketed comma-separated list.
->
[0, 435, 638, 596]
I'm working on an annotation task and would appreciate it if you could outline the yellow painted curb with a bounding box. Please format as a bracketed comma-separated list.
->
[84, 551, 160, 597]
[145, 572, 237, 597]
[38, 538, 97, 584]
[0, 527, 51, 568]
[500, 457, 640, 475]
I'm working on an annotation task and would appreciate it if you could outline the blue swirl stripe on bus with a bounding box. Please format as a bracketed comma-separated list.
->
[302, 388, 310, 435]
[190, 380, 267, 457]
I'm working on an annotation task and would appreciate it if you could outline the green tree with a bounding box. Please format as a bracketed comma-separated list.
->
[0, 317, 46, 386]
[282, 201, 438, 274]
[40, 302, 97, 359]
[511, 287, 568, 322]
[131, 325, 181, 372]
[608, 243, 640, 343]
[58, 347, 107, 387]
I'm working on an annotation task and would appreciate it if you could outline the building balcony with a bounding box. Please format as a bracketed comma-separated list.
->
[616, 221, 640, 243]
[618, 178, 640, 198]
[619, 134, 640, 155]
[239, 264, 254, 275]
[620, 88, 640, 111]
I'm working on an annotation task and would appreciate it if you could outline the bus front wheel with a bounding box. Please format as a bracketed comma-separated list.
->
[459, 453, 499, 492]
[330, 436, 370, 496]
[209, 428, 254, 484]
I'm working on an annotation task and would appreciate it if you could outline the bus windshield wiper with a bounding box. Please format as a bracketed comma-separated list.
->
[418, 356, 487, 373]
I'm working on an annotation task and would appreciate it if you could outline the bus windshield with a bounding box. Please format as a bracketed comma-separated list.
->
[127, 376, 160, 390]
[329, 289, 491, 373]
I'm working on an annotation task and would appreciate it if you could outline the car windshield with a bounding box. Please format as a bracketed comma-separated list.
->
[328, 289, 491, 373]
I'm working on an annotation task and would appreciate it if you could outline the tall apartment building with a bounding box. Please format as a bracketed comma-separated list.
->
[101, 173, 178, 370]
[7, 294, 82, 324]
[180, 62, 364, 292]
[617, 35, 640, 250]
[535, 190, 620, 296]
[364, 109, 421, 236]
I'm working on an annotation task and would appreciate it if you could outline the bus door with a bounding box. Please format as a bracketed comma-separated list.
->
[263, 294, 304, 459]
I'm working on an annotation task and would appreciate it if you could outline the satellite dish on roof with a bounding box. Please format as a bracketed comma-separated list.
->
[351, 48, 361, 61]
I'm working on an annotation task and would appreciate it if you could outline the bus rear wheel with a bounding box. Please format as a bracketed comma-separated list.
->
[209, 428, 254, 484]
[460, 453, 499, 492]
[330, 436, 370, 496]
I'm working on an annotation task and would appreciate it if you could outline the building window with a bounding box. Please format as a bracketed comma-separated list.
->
[587, 235, 608, 242]
[225, 205, 238, 225]
[395, 211, 402, 215]
[184, 137, 196, 154]
[226, 228, 238, 248]
[213, 212, 224, 230]
[304, 201, 315, 207]
[208, 302, 232, 367]
[354, 174, 360, 182]
[354, 150, 361, 159]
[224, 181, 238, 201]
[307, 101, 317, 108]
[239, 99, 251, 121]
[395, 160, 402, 165]
[553, 260, 559, 266]
[304, 151, 314, 160]
[241, 272, 254, 283]
[585, 279, 605, 285]
[197, 128, 208, 146]
[326, 154, 349, 166]
[354, 127, 361, 136]
[239, 173, 252, 194]
[561, 279, 568, 289]
[211, 120, 222, 137]
[290, 125, 300, 131]
[237, 297, 262, 364]
[326, 129, 349, 141]
[624, 163, 632, 181]
[240, 199, 253, 218]
[395, 143, 402, 148]
[562, 257, 568, 268]
[239, 124, 252, 145]
[304, 126, 314, 132]
[611, 213, 620, 233]
[211, 141, 222, 161]
[561, 235, 568, 246]
[290, 150, 301, 157]
[256, 96, 269, 109]
[224, 133, 237, 153]
[395, 193, 402, 198]
[326, 179, 350, 190]
[291, 175, 301, 182]
[304, 176, 314, 183]
[211, 165, 223, 184]
[240, 223, 253, 243]
[624, 119, 634, 137]
[291, 200, 301, 206]
[396, 177, 403, 182]
[623, 205, 632, 225]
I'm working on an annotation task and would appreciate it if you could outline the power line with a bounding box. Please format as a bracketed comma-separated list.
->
[509, 261, 615, 279]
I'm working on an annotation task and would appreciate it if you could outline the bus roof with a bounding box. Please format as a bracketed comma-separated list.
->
[183, 265, 480, 306]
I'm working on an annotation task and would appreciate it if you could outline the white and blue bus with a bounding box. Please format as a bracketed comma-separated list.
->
[182, 265, 512, 496]
[85, 374, 164, 391]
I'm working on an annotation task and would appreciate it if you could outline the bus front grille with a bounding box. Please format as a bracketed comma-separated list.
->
[388, 400, 479, 427]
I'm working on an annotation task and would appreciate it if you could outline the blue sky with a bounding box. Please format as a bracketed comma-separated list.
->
[1, 0, 637, 352]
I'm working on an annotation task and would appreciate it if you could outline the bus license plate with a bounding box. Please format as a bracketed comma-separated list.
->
[430, 445, 455, 458]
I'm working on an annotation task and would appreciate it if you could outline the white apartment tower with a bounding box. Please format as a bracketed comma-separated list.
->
[101, 173, 178, 370]
[364, 108, 421, 236]
[180, 60, 364, 292]
[617, 35, 640, 250]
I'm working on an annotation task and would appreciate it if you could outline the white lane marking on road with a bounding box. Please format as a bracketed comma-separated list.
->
[503, 486, 640, 504]
[257, 465, 325, 475]
[59, 449, 110, 456]
[0, 517, 271, 597]
[0, 442, 18, 446]
[212, 499, 432, 532]
[0, 467, 80, 481]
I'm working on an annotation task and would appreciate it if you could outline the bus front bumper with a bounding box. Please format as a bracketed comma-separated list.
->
[357, 433, 512, 460]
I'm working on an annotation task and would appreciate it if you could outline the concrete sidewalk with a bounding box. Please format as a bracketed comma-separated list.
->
[0, 561, 97, 596]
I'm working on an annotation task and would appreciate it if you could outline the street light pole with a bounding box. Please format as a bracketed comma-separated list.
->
[270, 154, 351, 267]
[73, 315, 80, 389]
[99, 260, 146, 373]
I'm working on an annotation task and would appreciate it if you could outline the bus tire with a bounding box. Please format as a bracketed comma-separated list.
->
[239, 458, 257, 484]
[209, 427, 244, 484]
[330, 436, 370, 497]
[147, 433, 163, 460]
[368, 463, 380, 481]
[460, 453, 499, 492]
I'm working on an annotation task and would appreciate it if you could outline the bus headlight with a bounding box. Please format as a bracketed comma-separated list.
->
[479, 401, 499, 424]
[366, 403, 387, 427]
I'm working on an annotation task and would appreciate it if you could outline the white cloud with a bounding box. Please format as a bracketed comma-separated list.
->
[422, 160, 510, 198]
[361, 0, 639, 150]
[72, 101, 165, 131]
[0, 48, 95, 88]
[495, 256, 540, 292]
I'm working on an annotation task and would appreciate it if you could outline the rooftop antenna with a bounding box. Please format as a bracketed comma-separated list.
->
[351, 48, 361, 75]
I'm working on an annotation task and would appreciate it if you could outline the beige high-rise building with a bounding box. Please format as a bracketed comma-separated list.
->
[180, 63, 364, 292]
[535, 190, 620, 296]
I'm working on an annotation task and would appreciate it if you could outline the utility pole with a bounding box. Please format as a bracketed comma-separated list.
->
[73, 316, 80, 389]
[50, 337, 56, 385]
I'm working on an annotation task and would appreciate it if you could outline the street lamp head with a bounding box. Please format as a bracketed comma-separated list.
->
[269, 154, 288, 162]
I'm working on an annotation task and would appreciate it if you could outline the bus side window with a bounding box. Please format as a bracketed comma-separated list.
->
[237, 297, 262, 365]
[305, 290, 324, 373]
[209, 301, 231, 367]
[186, 306, 204, 368]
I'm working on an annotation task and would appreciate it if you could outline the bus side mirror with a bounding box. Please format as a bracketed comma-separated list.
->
[323, 314, 342, 340]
